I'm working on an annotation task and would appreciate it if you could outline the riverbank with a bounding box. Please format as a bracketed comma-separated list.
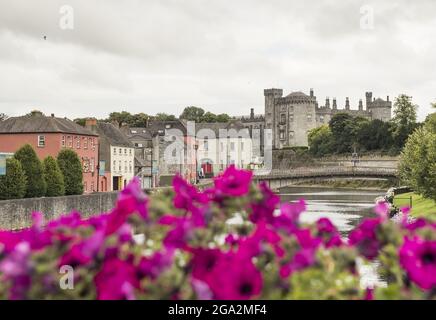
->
[393, 192, 436, 220]
[290, 178, 394, 191]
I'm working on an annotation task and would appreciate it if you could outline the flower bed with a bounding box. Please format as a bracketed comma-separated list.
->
[0, 165, 435, 300]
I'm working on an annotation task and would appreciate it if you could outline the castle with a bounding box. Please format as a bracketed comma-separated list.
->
[262, 88, 392, 149]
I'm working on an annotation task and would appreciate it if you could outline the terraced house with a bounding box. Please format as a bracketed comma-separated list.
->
[0, 111, 99, 193]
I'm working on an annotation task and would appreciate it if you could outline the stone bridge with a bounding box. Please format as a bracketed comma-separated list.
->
[253, 166, 398, 190]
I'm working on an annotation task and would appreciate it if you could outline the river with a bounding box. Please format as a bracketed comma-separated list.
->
[279, 186, 385, 235]
[279, 186, 387, 288]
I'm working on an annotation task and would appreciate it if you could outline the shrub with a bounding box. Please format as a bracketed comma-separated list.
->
[43, 156, 65, 197]
[13, 144, 46, 198]
[0, 166, 434, 300]
[0, 158, 27, 200]
[57, 149, 83, 195]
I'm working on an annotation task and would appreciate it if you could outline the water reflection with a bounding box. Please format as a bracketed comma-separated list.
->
[279, 186, 384, 235]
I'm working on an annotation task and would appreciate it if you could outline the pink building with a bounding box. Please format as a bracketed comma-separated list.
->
[0, 112, 99, 194]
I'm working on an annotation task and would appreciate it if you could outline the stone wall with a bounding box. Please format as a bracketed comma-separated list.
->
[0, 192, 119, 230]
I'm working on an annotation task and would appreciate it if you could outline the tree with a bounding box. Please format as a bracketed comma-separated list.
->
[308, 125, 334, 157]
[106, 111, 134, 127]
[154, 113, 177, 121]
[399, 121, 436, 200]
[0, 158, 27, 200]
[215, 113, 231, 123]
[57, 149, 84, 195]
[74, 118, 87, 127]
[356, 119, 393, 151]
[329, 113, 356, 154]
[43, 156, 65, 197]
[14, 144, 47, 198]
[179, 106, 205, 122]
[0, 113, 7, 121]
[392, 94, 418, 148]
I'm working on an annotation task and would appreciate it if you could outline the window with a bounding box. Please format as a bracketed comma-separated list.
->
[131, 130, 137, 134]
[119, 148, 122, 154]
[230, 142, 235, 151]
[124, 161, 127, 172]
[119, 161, 122, 172]
[90, 158, 95, 172]
[114, 148, 117, 155]
[90, 138, 95, 150]
[61, 135, 65, 147]
[76, 136, 80, 149]
[124, 149, 127, 155]
[113, 160, 116, 170]
[129, 149, 132, 156]
[165, 124, 171, 129]
[279, 130, 285, 140]
[204, 138, 208, 151]
[220, 142, 224, 152]
[68, 136, 72, 148]
[241, 142, 244, 151]
[289, 114, 294, 122]
[38, 135, 45, 147]
[129, 161, 132, 173]
[84, 137, 88, 149]
[280, 113, 286, 124]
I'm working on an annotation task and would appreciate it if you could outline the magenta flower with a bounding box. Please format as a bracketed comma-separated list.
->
[399, 237, 436, 290]
[159, 215, 194, 250]
[173, 174, 208, 210]
[279, 248, 317, 278]
[272, 199, 306, 233]
[348, 218, 382, 260]
[250, 182, 280, 224]
[94, 257, 140, 300]
[59, 230, 105, 267]
[137, 249, 175, 280]
[208, 255, 263, 300]
[190, 248, 225, 283]
[316, 218, 343, 248]
[214, 165, 253, 197]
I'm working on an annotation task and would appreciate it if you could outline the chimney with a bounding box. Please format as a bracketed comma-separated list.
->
[51, 113, 55, 117]
[250, 108, 254, 119]
[358, 99, 363, 111]
[332, 98, 337, 109]
[310, 88, 314, 97]
[387, 96, 389, 102]
[345, 97, 350, 110]
[85, 118, 98, 133]
[325, 97, 330, 108]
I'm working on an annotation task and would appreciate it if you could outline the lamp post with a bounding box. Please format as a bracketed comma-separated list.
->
[194, 142, 199, 184]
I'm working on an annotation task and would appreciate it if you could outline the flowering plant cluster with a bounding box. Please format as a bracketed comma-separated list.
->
[0, 165, 435, 300]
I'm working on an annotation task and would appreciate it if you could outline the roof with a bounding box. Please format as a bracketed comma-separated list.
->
[195, 120, 248, 136]
[285, 91, 309, 98]
[126, 127, 152, 139]
[0, 114, 98, 136]
[147, 120, 188, 136]
[95, 122, 134, 147]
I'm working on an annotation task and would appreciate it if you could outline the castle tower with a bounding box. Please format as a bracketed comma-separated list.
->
[332, 98, 337, 109]
[264, 88, 283, 148]
[358, 99, 363, 111]
[365, 92, 373, 109]
[325, 97, 330, 108]
[310, 88, 314, 97]
[345, 97, 350, 110]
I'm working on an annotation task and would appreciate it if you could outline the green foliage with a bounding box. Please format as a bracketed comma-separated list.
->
[106, 111, 151, 127]
[356, 119, 393, 151]
[154, 113, 177, 121]
[329, 113, 361, 153]
[308, 125, 334, 156]
[0, 158, 27, 200]
[43, 156, 65, 197]
[57, 149, 84, 195]
[180, 106, 231, 123]
[399, 118, 436, 201]
[14, 144, 46, 198]
[392, 94, 418, 148]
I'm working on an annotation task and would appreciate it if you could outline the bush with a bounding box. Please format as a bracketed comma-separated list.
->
[0, 166, 434, 300]
[43, 156, 65, 197]
[57, 149, 83, 195]
[0, 158, 27, 200]
[14, 144, 46, 198]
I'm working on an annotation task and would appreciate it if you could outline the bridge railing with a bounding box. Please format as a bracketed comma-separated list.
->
[253, 166, 398, 178]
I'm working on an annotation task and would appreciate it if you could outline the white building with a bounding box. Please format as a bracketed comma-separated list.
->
[195, 121, 253, 177]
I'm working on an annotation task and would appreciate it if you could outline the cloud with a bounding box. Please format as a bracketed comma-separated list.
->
[0, 0, 435, 120]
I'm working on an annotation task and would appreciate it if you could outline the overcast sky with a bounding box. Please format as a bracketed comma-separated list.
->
[0, 0, 435, 121]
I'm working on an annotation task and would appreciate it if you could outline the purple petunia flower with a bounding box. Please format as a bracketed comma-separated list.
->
[399, 237, 436, 290]
[250, 182, 280, 224]
[213, 165, 253, 197]
[348, 218, 382, 260]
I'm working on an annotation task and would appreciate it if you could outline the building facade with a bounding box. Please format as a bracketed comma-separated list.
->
[0, 113, 99, 193]
[263, 88, 392, 149]
[85, 120, 135, 191]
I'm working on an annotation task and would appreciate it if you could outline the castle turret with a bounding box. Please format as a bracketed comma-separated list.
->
[310, 88, 314, 97]
[332, 98, 337, 109]
[325, 97, 330, 109]
[250, 108, 254, 119]
[358, 99, 363, 111]
[345, 97, 350, 110]
[366, 92, 373, 109]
